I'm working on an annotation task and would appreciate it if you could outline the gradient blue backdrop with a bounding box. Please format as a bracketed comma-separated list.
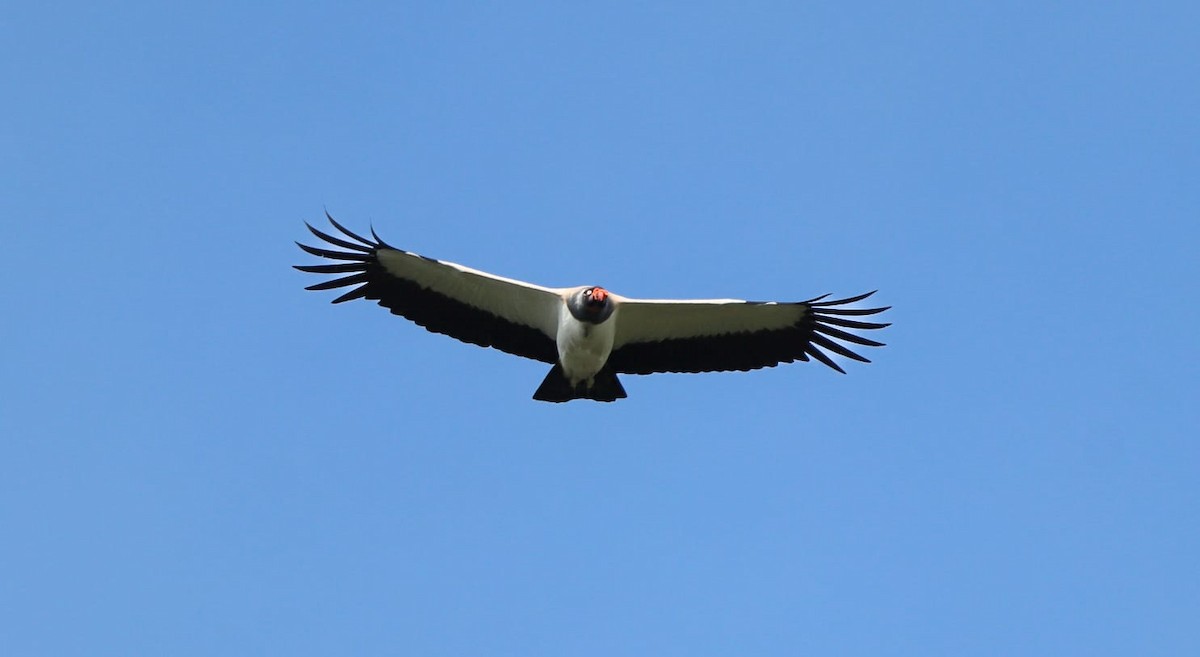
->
[4, 2, 1197, 655]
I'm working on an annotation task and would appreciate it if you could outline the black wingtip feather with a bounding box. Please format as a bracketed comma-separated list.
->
[815, 305, 890, 317]
[804, 344, 846, 373]
[810, 333, 872, 363]
[817, 315, 892, 331]
[369, 224, 395, 250]
[813, 323, 886, 348]
[331, 287, 370, 304]
[324, 212, 376, 247]
[294, 263, 367, 274]
[296, 241, 371, 261]
[808, 290, 878, 307]
[304, 272, 371, 291]
[305, 222, 373, 253]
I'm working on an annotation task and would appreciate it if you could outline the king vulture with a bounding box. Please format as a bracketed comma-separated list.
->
[295, 215, 890, 402]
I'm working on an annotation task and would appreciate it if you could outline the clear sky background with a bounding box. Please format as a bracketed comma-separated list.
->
[4, 2, 1198, 655]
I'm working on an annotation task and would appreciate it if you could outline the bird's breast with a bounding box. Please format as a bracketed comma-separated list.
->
[556, 304, 617, 385]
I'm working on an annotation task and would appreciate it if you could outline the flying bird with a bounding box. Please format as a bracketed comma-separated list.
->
[295, 215, 890, 402]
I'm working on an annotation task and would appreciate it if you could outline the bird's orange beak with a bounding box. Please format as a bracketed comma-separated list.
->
[592, 288, 608, 302]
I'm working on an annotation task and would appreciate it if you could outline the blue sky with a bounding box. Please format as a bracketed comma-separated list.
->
[4, 2, 1198, 654]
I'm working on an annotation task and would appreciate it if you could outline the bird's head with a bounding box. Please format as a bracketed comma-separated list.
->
[584, 286, 609, 308]
[569, 286, 615, 324]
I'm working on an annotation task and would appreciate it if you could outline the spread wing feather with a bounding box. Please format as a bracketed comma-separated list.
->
[294, 214, 562, 363]
[607, 293, 889, 375]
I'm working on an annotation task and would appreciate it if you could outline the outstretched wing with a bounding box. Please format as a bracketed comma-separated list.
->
[295, 214, 563, 363]
[607, 292, 889, 374]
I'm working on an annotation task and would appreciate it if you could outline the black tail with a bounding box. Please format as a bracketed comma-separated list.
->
[532, 364, 628, 403]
